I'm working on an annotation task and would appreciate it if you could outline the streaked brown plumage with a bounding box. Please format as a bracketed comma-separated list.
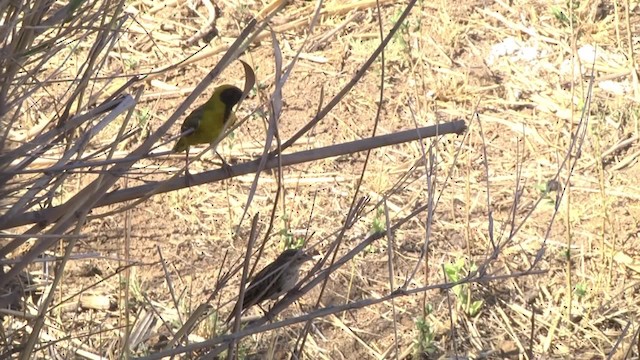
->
[226, 249, 312, 323]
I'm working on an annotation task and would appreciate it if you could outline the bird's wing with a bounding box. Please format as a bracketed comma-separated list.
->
[242, 261, 287, 309]
[180, 105, 205, 134]
[249, 260, 281, 284]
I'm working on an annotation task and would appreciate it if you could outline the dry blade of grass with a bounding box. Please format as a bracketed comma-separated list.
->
[3, 0, 640, 357]
[0, 18, 259, 279]
[141, 267, 546, 359]
[1, 120, 466, 230]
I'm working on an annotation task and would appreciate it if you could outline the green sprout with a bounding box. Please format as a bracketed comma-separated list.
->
[444, 258, 484, 317]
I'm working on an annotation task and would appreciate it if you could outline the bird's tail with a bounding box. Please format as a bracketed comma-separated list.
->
[225, 303, 239, 324]
[172, 138, 188, 153]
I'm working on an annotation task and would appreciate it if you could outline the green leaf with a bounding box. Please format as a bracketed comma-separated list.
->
[468, 300, 484, 316]
[444, 263, 459, 282]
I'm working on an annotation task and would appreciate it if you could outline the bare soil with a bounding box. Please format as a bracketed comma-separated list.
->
[4, 0, 640, 359]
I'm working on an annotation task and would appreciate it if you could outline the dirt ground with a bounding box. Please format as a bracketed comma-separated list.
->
[3, 0, 640, 358]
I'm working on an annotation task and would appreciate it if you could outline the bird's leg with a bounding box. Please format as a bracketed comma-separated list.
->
[215, 151, 234, 177]
[258, 304, 273, 322]
[184, 149, 195, 186]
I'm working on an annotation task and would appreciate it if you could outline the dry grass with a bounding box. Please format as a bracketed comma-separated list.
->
[1, 0, 640, 359]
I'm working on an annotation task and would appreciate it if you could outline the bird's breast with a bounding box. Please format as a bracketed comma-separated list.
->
[279, 270, 299, 295]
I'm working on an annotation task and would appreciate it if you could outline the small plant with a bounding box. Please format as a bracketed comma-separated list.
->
[291, 236, 305, 250]
[135, 109, 150, 127]
[125, 57, 139, 70]
[444, 258, 483, 317]
[413, 303, 437, 357]
[551, 0, 579, 27]
[574, 282, 587, 299]
[124, 267, 144, 304]
[279, 228, 304, 250]
[364, 243, 378, 254]
[537, 181, 560, 207]
[371, 206, 385, 235]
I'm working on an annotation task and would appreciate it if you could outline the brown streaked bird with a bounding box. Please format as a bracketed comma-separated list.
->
[226, 249, 312, 323]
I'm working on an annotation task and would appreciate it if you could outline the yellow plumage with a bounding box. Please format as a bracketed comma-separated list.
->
[173, 84, 243, 153]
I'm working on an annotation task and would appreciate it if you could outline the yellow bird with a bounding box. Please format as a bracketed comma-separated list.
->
[173, 84, 243, 153]
[173, 84, 242, 181]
